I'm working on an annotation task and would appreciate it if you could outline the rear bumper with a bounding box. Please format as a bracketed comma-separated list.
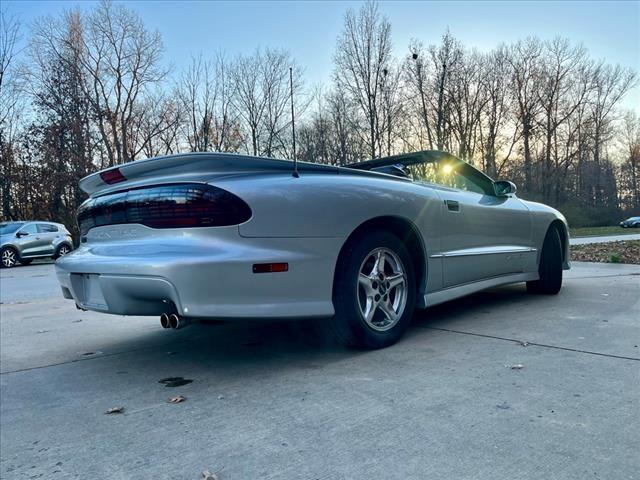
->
[55, 225, 342, 319]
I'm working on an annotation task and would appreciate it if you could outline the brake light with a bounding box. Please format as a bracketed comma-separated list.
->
[77, 183, 251, 235]
[99, 168, 126, 185]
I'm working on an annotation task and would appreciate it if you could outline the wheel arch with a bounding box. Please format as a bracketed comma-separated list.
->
[548, 219, 569, 267]
[54, 241, 73, 257]
[335, 215, 428, 304]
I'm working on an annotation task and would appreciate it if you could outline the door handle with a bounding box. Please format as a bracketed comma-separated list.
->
[445, 199, 460, 212]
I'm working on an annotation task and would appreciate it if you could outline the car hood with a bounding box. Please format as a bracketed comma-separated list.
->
[0, 234, 14, 246]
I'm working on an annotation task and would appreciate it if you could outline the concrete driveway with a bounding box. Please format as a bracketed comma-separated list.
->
[1, 262, 639, 479]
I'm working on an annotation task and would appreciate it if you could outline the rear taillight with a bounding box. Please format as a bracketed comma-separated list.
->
[77, 183, 251, 235]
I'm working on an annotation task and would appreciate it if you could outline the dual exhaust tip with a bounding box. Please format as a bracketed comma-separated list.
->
[160, 313, 190, 330]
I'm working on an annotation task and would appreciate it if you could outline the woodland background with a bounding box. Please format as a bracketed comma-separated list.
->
[1, 1, 638, 235]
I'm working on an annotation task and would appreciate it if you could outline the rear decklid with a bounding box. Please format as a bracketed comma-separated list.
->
[80, 152, 339, 196]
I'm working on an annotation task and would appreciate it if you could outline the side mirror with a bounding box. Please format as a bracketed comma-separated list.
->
[16, 231, 28, 238]
[494, 180, 517, 197]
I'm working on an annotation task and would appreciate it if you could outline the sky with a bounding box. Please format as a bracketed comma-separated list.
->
[3, 0, 639, 109]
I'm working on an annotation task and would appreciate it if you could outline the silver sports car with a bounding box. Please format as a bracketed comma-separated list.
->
[56, 150, 570, 349]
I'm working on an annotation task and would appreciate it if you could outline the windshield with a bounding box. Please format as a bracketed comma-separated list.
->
[0, 223, 25, 235]
[352, 152, 495, 196]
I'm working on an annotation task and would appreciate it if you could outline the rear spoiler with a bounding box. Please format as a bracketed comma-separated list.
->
[80, 153, 339, 195]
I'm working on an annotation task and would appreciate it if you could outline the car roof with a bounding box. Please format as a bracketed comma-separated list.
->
[1, 221, 66, 227]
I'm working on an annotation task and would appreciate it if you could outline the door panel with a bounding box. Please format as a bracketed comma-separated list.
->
[16, 223, 42, 257]
[437, 188, 532, 287]
[36, 224, 58, 255]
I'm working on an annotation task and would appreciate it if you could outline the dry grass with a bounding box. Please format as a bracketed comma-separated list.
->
[571, 240, 640, 264]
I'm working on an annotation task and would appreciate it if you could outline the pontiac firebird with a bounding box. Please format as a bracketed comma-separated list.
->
[55, 150, 570, 349]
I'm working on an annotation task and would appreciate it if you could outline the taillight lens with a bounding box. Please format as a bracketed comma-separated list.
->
[77, 183, 251, 235]
[99, 168, 126, 185]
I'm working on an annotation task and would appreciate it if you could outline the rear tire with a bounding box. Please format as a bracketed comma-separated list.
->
[330, 231, 416, 349]
[54, 244, 72, 259]
[1, 247, 18, 268]
[527, 227, 563, 295]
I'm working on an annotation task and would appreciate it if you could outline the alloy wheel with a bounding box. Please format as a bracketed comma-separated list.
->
[58, 245, 70, 256]
[356, 247, 408, 331]
[2, 249, 17, 268]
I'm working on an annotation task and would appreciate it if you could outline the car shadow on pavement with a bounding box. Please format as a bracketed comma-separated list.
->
[83, 283, 538, 376]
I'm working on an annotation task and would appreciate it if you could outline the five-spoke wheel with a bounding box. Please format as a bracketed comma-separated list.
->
[357, 248, 408, 332]
[331, 230, 416, 349]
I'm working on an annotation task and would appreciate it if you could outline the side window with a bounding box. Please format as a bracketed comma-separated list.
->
[407, 160, 492, 195]
[37, 224, 58, 233]
[19, 224, 38, 235]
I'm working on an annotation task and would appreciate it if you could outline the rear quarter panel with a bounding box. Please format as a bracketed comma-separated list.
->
[215, 171, 444, 292]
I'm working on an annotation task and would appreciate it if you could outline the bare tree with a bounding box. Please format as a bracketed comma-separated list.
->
[233, 48, 303, 157]
[588, 62, 637, 203]
[448, 49, 486, 161]
[334, 1, 392, 159]
[130, 93, 182, 158]
[428, 30, 462, 152]
[536, 37, 589, 202]
[619, 110, 640, 210]
[0, 12, 21, 220]
[179, 53, 240, 153]
[508, 37, 543, 194]
[478, 46, 512, 178]
[76, 0, 167, 165]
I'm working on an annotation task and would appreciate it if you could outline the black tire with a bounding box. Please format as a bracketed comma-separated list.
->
[19, 258, 33, 266]
[1, 247, 19, 269]
[54, 243, 72, 259]
[330, 230, 416, 349]
[526, 227, 563, 295]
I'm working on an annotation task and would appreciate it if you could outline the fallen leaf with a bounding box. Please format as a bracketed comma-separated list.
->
[105, 406, 124, 414]
[217, 395, 225, 400]
[202, 470, 219, 480]
[168, 395, 186, 404]
[496, 402, 510, 410]
[506, 364, 524, 370]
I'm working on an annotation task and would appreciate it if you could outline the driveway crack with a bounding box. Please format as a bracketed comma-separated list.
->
[423, 326, 640, 361]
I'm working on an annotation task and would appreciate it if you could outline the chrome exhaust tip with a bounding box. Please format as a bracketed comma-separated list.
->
[168, 313, 191, 330]
[168, 313, 180, 329]
[160, 313, 170, 329]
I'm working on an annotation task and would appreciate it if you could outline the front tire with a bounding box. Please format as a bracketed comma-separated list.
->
[527, 227, 563, 295]
[1, 247, 18, 268]
[330, 231, 416, 349]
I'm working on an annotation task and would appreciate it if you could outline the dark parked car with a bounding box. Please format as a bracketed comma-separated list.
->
[0, 221, 73, 268]
[619, 216, 640, 228]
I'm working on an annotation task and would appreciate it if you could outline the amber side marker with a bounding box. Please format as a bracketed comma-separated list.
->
[252, 263, 289, 273]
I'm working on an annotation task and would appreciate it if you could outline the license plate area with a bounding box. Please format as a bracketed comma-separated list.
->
[71, 273, 108, 310]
